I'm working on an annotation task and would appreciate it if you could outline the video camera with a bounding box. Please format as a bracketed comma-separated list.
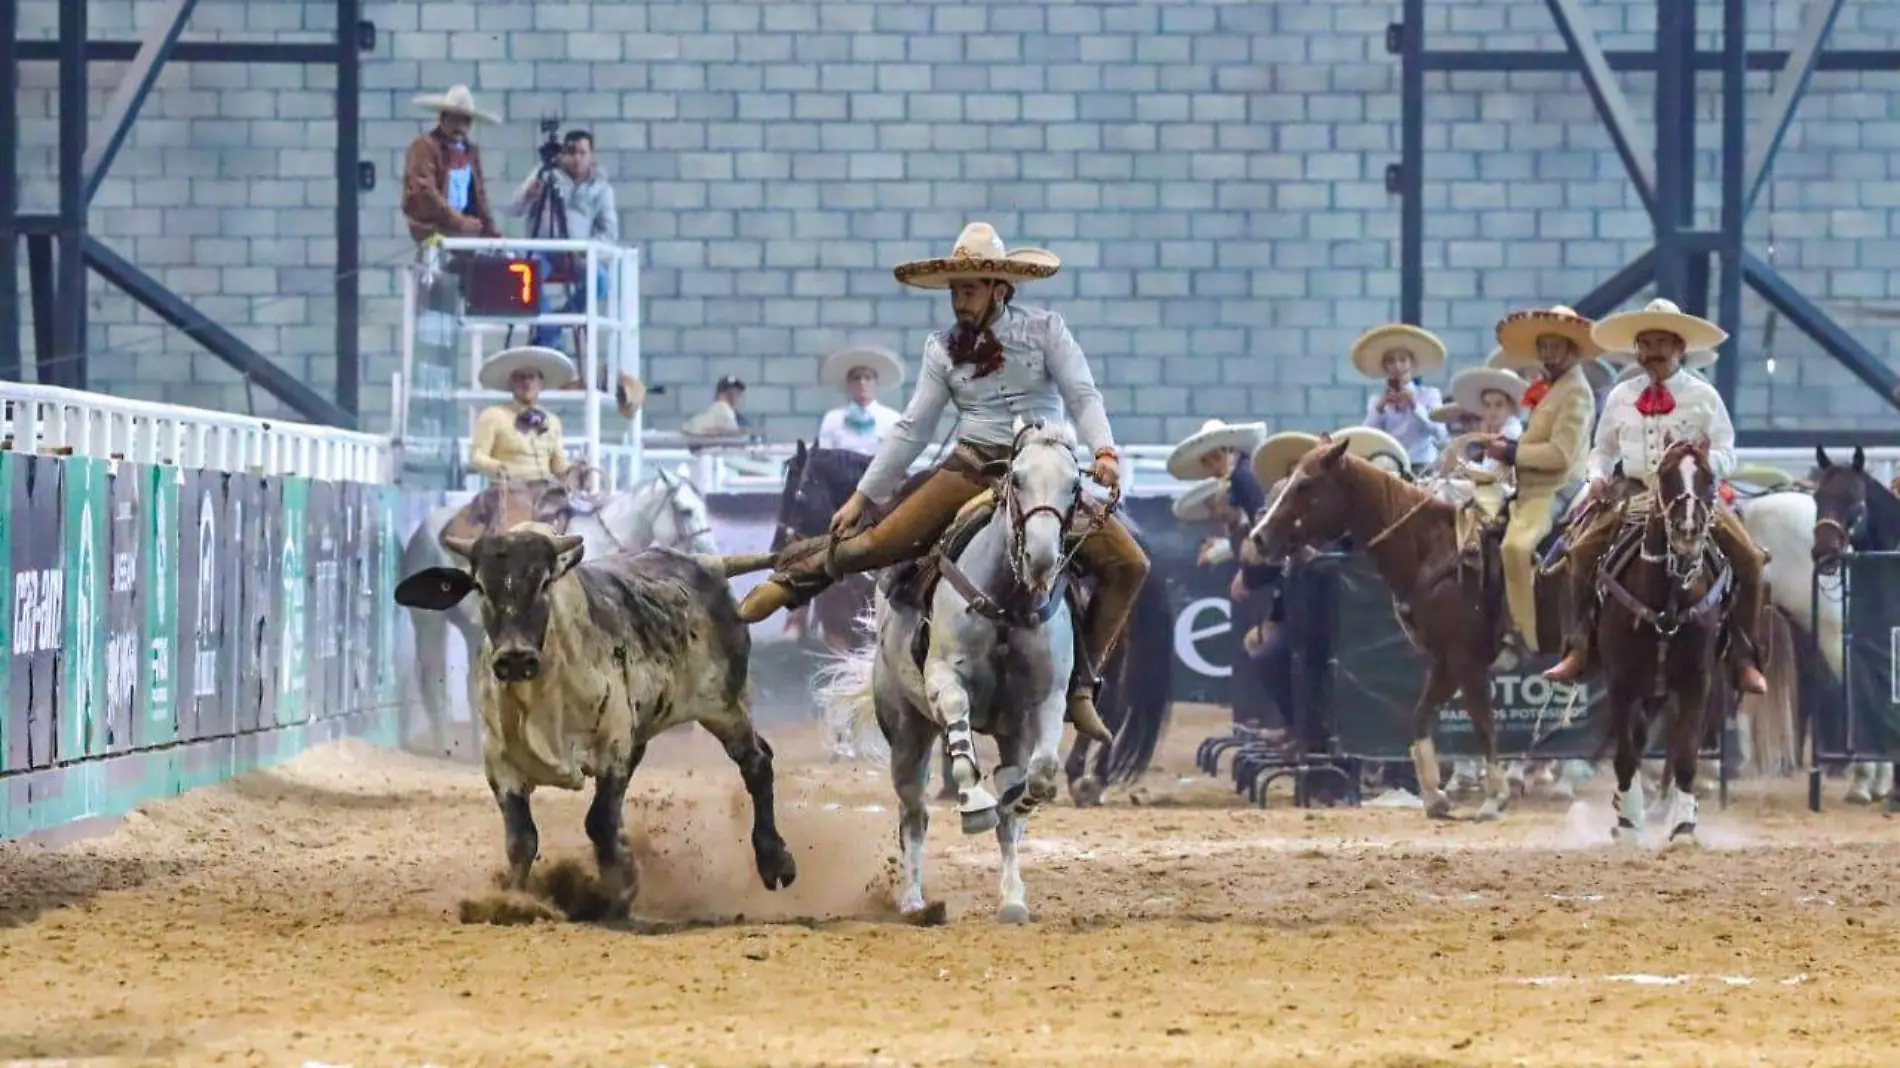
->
[536, 116, 562, 170]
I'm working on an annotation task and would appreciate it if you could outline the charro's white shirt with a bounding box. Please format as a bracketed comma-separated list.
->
[1586, 367, 1736, 484]
[816, 401, 900, 456]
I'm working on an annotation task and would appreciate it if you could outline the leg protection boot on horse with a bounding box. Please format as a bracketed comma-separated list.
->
[1067, 516, 1151, 746]
[1544, 508, 1621, 684]
[1711, 508, 1770, 696]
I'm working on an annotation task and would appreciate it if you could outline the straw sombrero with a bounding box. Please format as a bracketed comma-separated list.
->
[1483, 346, 1534, 380]
[1251, 431, 1321, 488]
[819, 345, 906, 393]
[1495, 305, 1604, 365]
[1449, 367, 1527, 416]
[1592, 298, 1727, 356]
[1326, 425, 1413, 477]
[1167, 418, 1269, 480]
[411, 85, 500, 124]
[1349, 324, 1447, 379]
[478, 345, 576, 391]
[893, 222, 1060, 290]
[1171, 478, 1227, 523]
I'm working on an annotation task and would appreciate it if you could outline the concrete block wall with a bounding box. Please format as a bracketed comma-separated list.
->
[11, 0, 1900, 441]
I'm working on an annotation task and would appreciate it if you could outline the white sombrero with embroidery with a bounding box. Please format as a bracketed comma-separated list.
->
[1171, 478, 1227, 523]
[1495, 304, 1605, 365]
[1349, 323, 1447, 380]
[893, 222, 1060, 290]
[1592, 297, 1727, 356]
[478, 345, 576, 391]
[1448, 367, 1528, 416]
[1166, 418, 1269, 480]
[819, 345, 906, 392]
[411, 84, 501, 124]
[1325, 425, 1413, 476]
[1251, 431, 1322, 488]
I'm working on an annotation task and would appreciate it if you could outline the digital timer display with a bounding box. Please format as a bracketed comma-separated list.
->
[461, 256, 543, 318]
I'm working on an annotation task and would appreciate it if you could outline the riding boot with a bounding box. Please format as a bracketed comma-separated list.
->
[1726, 626, 1769, 696]
[1066, 626, 1114, 745]
[1541, 614, 1595, 684]
[736, 536, 839, 623]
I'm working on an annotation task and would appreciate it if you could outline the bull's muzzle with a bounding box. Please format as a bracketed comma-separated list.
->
[491, 647, 542, 683]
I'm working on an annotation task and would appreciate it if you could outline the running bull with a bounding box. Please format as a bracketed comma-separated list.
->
[395, 525, 797, 917]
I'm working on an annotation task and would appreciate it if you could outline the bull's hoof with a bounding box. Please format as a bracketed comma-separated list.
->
[1069, 775, 1105, 808]
[996, 902, 1032, 925]
[1424, 791, 1454, 820]
[755, 845, 798, 891]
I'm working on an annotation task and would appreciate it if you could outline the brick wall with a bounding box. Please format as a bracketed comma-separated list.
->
[12, 0, 1900, 440]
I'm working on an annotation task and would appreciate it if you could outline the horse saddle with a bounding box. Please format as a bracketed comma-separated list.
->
[438, 479, 580, 547]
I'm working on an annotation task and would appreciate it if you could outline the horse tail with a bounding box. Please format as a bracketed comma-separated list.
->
[1738, 605, 1802, 777]
[696, 552, 777, 582]
[811, 602, 888, 764]
[1101, 554, 1176, 785]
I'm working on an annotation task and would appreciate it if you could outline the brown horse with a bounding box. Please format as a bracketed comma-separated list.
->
[1247, 436, 1567, 820]
[1593, 439, 1728, 847]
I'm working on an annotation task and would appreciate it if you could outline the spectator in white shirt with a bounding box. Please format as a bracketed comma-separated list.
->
[1353, 323, 1452, 468]
[815, 346, 904, 456]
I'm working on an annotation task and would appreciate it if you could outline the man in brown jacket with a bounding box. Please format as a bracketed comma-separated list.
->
[1481, 305, 1602, 652]
[401, 85, 501, 245]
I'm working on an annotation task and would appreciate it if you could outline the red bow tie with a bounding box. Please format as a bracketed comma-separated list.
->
[1635, 383, 1676, 417]
[1522, 379, 1551, 410]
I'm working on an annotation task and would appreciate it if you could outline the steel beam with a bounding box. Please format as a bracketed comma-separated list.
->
[1715, 0, 1747, 408]
[1651, 0, 1697, 301]
[1398, 0, 1425, 326]
[1571, 250, 1658, 320]
[84, 0, 198, 205]
[25, 236, 55, 384]
[17, 39, 338, 64]
[1736, 428, 1900, 449]
[1420, 48, 1900, 73]
[54, 0, 88, 389]
[1543, 0, 1656, 218]
[0, 0, 19, 382]
[334, 0, 363, 418]
[82, 237, 354, 427]
[1744, 0, 1847, 218]
[1741, 251, 1900, 410]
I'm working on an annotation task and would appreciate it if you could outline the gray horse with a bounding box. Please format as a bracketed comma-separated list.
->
[400, 465, 718, 757]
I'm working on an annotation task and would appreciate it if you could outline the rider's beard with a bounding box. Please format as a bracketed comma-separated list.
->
[946, 318, 1006, 378]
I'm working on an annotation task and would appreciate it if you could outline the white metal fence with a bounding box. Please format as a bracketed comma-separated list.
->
[0, 382, 393, 483]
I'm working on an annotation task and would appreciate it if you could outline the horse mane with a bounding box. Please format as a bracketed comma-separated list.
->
[1015, 420, 1080, 455]
[1332, 451, 1449, 530]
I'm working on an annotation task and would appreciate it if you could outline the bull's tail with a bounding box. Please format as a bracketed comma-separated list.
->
[811, 603, 888, 764]
[696, 551, 777, 582]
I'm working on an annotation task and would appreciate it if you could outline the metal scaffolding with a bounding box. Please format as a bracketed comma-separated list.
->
[1392, 0, 1900, 447]
[0, 0, 369, 427]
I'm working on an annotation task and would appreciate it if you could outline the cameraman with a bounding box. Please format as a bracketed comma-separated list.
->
[509, 129, 619, 350]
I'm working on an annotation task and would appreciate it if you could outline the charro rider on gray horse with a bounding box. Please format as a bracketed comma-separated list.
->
[737, 221, 1151, 745]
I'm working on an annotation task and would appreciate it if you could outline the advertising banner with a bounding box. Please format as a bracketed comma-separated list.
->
[177, 470, 229, 742]
[138, 463, 181, 749]
[275, 477, 309, 728]
[61, 455, 109, 762]
[233, 475, 275, 733]
[104, 461, 146, 755]
[1844, 551, 1900, 756]
[305, 480, 343, 725]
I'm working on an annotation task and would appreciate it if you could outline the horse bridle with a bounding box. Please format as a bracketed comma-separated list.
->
[1651, 464, 1716, 587]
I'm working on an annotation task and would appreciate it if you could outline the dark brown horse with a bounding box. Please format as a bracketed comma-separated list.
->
[1248, 436, 1568, 820]
[775, 441, 1176, 806]
[1594, 439, 1728, 846]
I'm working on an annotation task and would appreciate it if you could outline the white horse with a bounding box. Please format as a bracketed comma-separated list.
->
[1735, 487, 1892, 801]
[400, 466, 718, 757]
[820, 421, 1100, 924]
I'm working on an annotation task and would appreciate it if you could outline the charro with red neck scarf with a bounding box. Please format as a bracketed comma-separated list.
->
[1543, 297, 1770, 697]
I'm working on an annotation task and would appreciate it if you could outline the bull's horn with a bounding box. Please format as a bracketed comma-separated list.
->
[443, 535, 477, 560]
[697, 552, 776, 581]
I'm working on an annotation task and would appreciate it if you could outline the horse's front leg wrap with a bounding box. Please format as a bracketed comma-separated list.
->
[924, 654, 998, 832]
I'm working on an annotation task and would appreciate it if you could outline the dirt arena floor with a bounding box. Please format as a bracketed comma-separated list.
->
[1, 704, 1896, 1067]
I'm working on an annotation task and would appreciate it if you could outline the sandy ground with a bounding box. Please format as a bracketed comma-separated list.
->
[0, 704, 1896, 1068]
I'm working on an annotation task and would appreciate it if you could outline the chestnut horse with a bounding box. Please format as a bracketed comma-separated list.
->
[1247, 436, 1557, 820]
[1594, 439, 1729, 847]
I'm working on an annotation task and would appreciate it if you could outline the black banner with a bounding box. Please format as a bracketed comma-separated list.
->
[8, 456, 63, 770]
[178, 471, 229, 743]
[1844, 551, 1900, 755]
[104, 462, 144, 755]
[307, 480, 344, 727]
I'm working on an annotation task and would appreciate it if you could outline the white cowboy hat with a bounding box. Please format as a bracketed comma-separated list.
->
[411, 85, 500, 124]
[1349, 323, 1447, 380]
[1166, 418, 1269, 480]
[1171, 478, 1227, 523]
[893, 221, 1060, 290]
[478, 345, 576, 391]
[1591, 297, 1728, 356]
[1251, 431, 1321, 488]
[1449, 367, 1528, 416]
[1326, 425, 1413, 476]
[819, 345, 906, 392]
[1494, 304, 1605, 365]
[1428, 402, 1476, 425]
